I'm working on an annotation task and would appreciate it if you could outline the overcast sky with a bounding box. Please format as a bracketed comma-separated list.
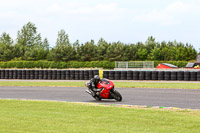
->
[0, 0, 200, 51]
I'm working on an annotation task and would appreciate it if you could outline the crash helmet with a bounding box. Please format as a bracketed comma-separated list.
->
[94, 75, 100, 84]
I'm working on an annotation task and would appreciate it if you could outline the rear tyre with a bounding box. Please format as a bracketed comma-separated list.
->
[112, 90, 122, 101]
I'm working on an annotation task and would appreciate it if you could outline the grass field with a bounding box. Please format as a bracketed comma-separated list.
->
[0, 99, 200, 133]
[0, 81, 200, 89]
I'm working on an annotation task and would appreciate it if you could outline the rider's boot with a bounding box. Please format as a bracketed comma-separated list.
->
[88, 88, 95, 97]
[93, 88, 102, 97]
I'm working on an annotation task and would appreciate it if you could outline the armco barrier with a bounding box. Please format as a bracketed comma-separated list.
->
[0, 69, 200, 81]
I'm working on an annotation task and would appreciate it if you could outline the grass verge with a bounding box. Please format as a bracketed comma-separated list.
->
[0, 99, 200, 133]
[0, 81, 200, 89]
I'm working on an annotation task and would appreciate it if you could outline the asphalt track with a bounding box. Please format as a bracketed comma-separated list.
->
[0, 86, 200, 109]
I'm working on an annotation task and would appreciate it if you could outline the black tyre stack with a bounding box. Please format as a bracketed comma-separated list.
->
[103, 71, 109, 79]
[79, 70, 84, 80]
[184, 71, 190, 81]
[17, 70, 22, 79]
[158, 71, 164, 80]
[177, 71, 184, 81]
[89, 70, 93, 79]
[70, 70, 75, 80]
[121, 71, 127, 80]
[0, 70, 1, 79]
[145, 71, 152, 80]
[43, 70, 48, 80]
[197, 71, 200, 81]
[66, 70, 70, 80]
[115, 71, 121, 80]
[61, 70, 66, 80]
[13, 70, 18, 79]
[190, 71, 197, 81]
[57, 70, 61, 80]
[52, 70, 57, 80]
[30, 70, 34, 79]
[1, 70, 5, 79]
[5, 70, 9, 79]
[25, 70, 30, 80]
[152, 71, 158, 80]
[39, 70, 43, 80]
[171, 71, 177, 80]
[133, 71, 139, 80]
[84, 70, 89, 80]
[139, 71, 145, 80]
[34, 70, 39, 79]
[75, 70, 80, 80]
[47, 70, 52, 80]
[164, 71, 171, 80]
[127, 71, 133, 80]
[8, 70, 13, 79]
[108, 71, 115, 80]
[21, 70, 26, 79]
[93, 70, 99, 76]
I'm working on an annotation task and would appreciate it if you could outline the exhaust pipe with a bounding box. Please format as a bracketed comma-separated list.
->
[85, 89, 95, 96]
[85, 89, 92, 95]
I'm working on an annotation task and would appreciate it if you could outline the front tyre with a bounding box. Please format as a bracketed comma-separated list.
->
[93, 96, 102, 101]
[112, 90, 122, 101]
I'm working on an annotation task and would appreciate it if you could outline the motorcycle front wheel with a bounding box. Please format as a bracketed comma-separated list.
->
[112, 90, 122, 101]
[93, 96, 102, 101]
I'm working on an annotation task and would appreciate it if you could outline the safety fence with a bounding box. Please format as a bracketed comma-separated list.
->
[0, 69, 99, 80]
[0, 69, 200, 81]
[115, 61, 154, 68]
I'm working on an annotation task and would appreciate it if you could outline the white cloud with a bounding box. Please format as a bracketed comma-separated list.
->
[133, 1, 199, 25]
[44, 2, 129, 21]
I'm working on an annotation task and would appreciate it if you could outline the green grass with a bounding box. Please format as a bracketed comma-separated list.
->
[0, 81, 200, 89]
[0, 99, 200, 133]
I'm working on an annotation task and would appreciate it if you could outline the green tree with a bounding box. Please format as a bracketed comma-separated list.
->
[49, 29, 75, 61]
[97, 38, 109, 61]
[0, 33, 14, 61]
[138, 48, 148, 60]
[80, 40, 97, 61]
[106, 42, 124, 61]
[15, 22, 43, 60]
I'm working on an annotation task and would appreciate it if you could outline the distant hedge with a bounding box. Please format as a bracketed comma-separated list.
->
[0, 61, 189, 69]
[0, 61, 115, 69]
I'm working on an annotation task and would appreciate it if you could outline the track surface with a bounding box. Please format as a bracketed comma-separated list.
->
[0, 86, 200, 109]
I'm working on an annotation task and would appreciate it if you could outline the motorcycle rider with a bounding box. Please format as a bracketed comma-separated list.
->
[88, 75, 102, 96]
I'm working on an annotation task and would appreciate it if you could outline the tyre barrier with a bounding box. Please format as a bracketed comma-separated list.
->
[197, 71, 200, 81]
[115, 71, 121, 80]
[145, 71, 152, 80]
[152, 71, 158, 80]
[133, 71, 139, 80]
[121, 71, 127, 80]
[177, 71, 184, 81]
[158, 71, 164, 80]
[0, 69, 99, 80]
[127, 71, 133, 80]
[102, 70, 200, 81]
[139, 71, 145, 80]
[184, 71, 190, 81]
[0, 69, 200, 81]
[164, 71, 171, 80]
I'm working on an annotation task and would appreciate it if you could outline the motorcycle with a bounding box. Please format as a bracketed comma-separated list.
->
[85, 78, 122, 101]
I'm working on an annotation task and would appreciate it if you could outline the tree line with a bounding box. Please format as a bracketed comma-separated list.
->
[0, 22, 198, 62]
